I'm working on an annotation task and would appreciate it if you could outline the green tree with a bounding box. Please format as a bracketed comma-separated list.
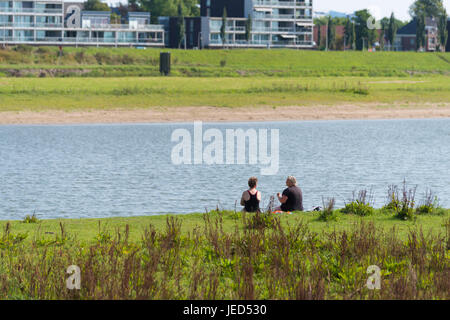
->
[410, 0, 446, 18]
[354, 9, 377, 50]
[221, 7, 227, 47]
[416, 14, 426, 50]
[317, 24, 322, 49]
[110, 12, 121, 24]
[327, 16, 336, 50]
[139, 0, 200, 24]
[386, 13, 398, 50]
[177, 3, 185, 49]
[437, 11, 448, 51]
[83, 0, 110, 11]
[379, 20, 386, 50]
[344, 17, 355, 50]
[245, 14, 252, 46]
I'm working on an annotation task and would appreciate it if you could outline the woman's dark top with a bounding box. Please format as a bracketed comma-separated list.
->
[281, 186, 303, 212]
[244, 190, 260, 213]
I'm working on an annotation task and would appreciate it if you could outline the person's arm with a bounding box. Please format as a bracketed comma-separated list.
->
[240, 191, 249, 206]
[277, 192, 288, 204]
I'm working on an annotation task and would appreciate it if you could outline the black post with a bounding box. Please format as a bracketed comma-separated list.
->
[160, 52, 171, 76]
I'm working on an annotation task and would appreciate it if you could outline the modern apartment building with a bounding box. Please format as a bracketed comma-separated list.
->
[0, 0, 164, 46]
[199, 0, 314, 48]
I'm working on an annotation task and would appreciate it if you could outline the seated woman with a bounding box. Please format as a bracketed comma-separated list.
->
[240, 177, 262, 213]
[274, 176, 304, 213]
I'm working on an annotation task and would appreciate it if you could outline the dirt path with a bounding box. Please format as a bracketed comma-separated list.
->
[1, 103, 450, 125]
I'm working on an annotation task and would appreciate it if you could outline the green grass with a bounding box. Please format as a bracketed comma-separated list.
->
[1, 47, 450, 77]
[0, 210, 449, 299]
[1, 209, 448, 243]
[1, 76, 450, 111]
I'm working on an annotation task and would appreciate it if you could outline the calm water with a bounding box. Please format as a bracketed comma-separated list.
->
[0, 119, 449, 220]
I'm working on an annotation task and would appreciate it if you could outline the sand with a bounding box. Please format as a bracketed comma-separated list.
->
[1, 103, 450, 125]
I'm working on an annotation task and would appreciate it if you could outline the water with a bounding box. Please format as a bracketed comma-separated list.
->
[0, 119, 449, 220]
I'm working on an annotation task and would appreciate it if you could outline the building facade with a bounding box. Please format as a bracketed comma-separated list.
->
[199, 0, 314, 49]
[0, 0, 164, 46]
[394, 17, 438, 51]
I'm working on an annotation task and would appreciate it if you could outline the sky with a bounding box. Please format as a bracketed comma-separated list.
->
[314, 0, 450, 21]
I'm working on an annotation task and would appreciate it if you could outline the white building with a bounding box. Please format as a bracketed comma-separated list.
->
[0, 0, 164, 46]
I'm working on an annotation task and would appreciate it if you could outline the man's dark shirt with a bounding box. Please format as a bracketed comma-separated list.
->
[281, 186, 304, 212]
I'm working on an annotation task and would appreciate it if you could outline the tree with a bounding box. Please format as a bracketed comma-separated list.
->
[317, 24, 322, 49]
[351, 20, 356, 50]
[139, 0, 200, 24]
[177, 3, 185, 49]
[110, 12, 121, 24]
[83, 0, 110, 11]
[327, 16, 336, 50]
[410, 0, 446, 18]
[245, 14, 252, 46]
[387, 13, 398, 50]
[379, 20, 386, 50]
[437, 10, 448, 51]
[416, 14, 426, 51]
[344, 17, 354, 50]
[221, 7, 227, 48]
[354, 9, 377, 50]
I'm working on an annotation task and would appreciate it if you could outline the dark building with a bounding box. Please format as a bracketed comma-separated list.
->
[447, 18, 450, 52]
[159, 16, 202, 49]
[200, 0, 246, 18]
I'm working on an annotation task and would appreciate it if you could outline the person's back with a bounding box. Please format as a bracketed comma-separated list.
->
[281, 185, 303, 212]
[241, 177, 261, 213]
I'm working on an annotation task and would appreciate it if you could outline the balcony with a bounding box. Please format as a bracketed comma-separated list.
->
[0, 36, 164, 45]
[252, 13, 313, 20]
[253, 1, 313, 7]
[0, 8, 63, 14]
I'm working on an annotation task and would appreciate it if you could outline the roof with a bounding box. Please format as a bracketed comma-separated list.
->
[397, 17, 438, 35]
[81, 11, 111, 16]
[128, 12, 151, 17]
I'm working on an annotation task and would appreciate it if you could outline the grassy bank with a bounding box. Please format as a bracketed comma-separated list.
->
[0, 210, 449, 299]
[1, 76, 450, 112]
[0, 46, 450, 78]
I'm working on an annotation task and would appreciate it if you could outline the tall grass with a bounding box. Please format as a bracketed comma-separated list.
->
[1, 46, 450, 77]
[0, 212, 448, 300]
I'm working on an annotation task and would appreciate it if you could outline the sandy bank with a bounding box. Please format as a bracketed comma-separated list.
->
[1, 103, 450, 125]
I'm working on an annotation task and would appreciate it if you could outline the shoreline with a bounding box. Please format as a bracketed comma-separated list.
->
[1, 103, 450, 125]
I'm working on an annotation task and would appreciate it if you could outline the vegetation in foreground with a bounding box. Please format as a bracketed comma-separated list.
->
[0, 208, 448, 300]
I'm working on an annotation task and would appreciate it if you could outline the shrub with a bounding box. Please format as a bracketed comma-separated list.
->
[383, 181, 417, 220]
[341, 189, 374, 216]
[416, 190, 443, 215]
[94, 52, 113, 65]
[244, 210, 275, 230]
[23, 213, 39, 224]
[121, 54, 135, 65]
[318, 197, 338, 222]
[220, 59, 227, 67]
[13, 44, 33, 54]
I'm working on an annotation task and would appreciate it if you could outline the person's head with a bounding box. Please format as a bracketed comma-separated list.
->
[286, 176, 297, 187]
[248, 177, 258, 189]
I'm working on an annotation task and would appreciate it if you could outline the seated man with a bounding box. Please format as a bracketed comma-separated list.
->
[240, 177, 262, 213]
[275, 176, 304, 212]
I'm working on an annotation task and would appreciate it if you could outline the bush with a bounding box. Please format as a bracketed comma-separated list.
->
[244, 210, 275, 230]
[23, 213, 39, 224]
[94, 52, 113, 65]
[341, 190, 374, 216]
[383, 182, 417, 220]
[318, 197, 338, 222]
[415, 190, 443, 215]
[13, 44, 33, 54]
